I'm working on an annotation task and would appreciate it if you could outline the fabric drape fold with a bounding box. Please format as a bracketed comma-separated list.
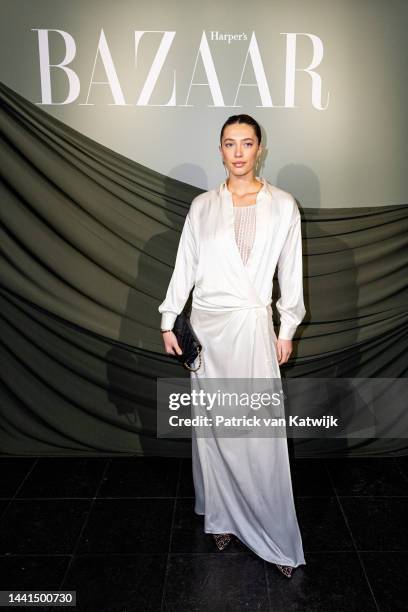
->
[1, 81, 407, 456]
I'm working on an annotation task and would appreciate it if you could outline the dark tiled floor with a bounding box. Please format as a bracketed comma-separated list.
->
[0, 456, 407, 611]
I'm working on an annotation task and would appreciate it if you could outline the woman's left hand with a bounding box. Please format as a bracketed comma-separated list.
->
[275, 338, 293, 365]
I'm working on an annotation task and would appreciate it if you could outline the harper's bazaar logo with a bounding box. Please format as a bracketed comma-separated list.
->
[32, 29, 329, 109]
[209, 31, 249, 42]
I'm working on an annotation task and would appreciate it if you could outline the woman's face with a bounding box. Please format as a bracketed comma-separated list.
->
[219, 123, 262, 178]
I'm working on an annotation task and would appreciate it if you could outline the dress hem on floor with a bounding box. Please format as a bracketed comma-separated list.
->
[194, 508, 307, 568]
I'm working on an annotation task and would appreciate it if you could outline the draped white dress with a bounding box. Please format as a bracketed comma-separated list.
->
[158, 177, 306, 567]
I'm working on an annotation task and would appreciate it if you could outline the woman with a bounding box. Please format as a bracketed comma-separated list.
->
[158, 114, 306, 578]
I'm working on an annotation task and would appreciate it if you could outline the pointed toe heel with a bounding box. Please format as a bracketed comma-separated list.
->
[213, 533, 233, 551]
[275, 563, 293, 578]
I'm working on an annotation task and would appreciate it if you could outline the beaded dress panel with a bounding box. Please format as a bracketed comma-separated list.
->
[233, 204, 257, 265]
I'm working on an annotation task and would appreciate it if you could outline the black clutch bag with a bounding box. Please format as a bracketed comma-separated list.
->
[172, 311, 202, 371]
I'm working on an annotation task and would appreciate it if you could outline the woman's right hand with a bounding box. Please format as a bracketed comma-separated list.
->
[162, 331, 183, 356]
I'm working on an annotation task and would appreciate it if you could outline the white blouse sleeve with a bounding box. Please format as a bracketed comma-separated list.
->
[275, 201, 306, 340]
[158, 211, 198, 330]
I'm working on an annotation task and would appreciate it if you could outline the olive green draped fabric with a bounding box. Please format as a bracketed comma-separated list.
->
[1, 81, 407, 457]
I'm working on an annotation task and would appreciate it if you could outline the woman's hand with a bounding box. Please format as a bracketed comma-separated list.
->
[275, 338, 293, 365]
[162, 331, 183, 356]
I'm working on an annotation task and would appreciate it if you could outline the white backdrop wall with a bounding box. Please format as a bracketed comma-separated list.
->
[1, 0, 406, 207]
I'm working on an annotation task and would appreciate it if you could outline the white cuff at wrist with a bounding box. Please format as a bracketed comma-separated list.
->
[160, 311, 178, 330]
[278, 322, 297, 341]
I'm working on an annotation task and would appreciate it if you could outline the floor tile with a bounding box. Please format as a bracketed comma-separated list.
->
[291, 459, 334, 497]
[162, 553, 269, 611]
[0, 554, 69, 589]
[0, 454, 405, 610]
[0, 500, 90, 554]
[339, 497, 408, 551]
[266, 552, 377, 611]
[178, 458, 195, 498]
[0, 500, 10, 518]
[395, 456, 408, 482]
[61, 553, 167, 612]
[76, 498, 174, 554]
[0, 458, 36, 498]
[97, 457, 180, 498]
[296, 497, 354, 551]
[16, 458, 107, 499]
[326, 458, 408, 496]
[360, 551, 408, 612]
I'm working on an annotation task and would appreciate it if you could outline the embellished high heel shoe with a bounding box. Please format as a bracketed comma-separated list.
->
[213, 533, 233, 551]
[275, 563, 293, 578]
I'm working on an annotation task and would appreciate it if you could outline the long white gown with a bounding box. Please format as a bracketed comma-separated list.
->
[158, 176, 306, 567]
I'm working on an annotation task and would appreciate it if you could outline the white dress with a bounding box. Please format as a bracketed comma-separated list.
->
[158, 177, 306, 567]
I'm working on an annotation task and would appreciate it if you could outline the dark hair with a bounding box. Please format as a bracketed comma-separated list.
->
[220, 114, 262, 145]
